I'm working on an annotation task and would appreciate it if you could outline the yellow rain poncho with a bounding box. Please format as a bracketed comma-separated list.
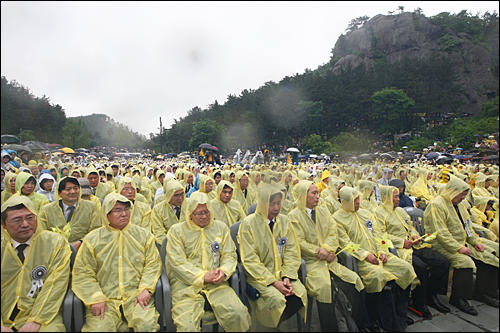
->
[358, 180, 378, 213]
[85, 168, 114, 200]
[72, 193, 161, 332]
[198, 174, 217, 201]
[1, 196, 71, 331]
[410, 169, 435, 207]
[289, 181, 364, 303]
[238, 184, 307, 328]
[333, 187, 417, 293]
[166, 192, 251, 332]
[11, 172, 49, 213]
[273, 182, 294, 215]
[424, 178, 499, 270]
[314, 169, 331, 194]
[148, 170, 165, 195]
[38, 177, 101, 244]
[321, 177, 342, 215]
[472, 173, 495, 200]
[151, 180, 186, 244]
[373, 186, 423, 264]
[1, 172, 17, 205]
[210, 180, 246, 227]
[470, 196, 497, 239]
[232, 171, 256, 214]
[117, 177, 152, 231]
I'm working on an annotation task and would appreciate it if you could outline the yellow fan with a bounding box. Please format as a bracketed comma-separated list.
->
[51, 223, 71, 240]
[335, 243, 360, 255]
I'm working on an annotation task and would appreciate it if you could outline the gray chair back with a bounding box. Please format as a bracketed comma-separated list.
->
[404, 206, 425, 236]
[247, 203, 257, 215]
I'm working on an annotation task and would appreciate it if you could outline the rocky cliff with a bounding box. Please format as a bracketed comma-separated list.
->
[330, 12, 498, 115]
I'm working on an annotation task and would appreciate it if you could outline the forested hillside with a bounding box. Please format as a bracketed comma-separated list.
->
[156, 9, 498, 154]
[1, 76, 148, 149]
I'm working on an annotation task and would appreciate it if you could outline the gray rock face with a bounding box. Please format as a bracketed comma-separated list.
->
[331, 12, 498, 114]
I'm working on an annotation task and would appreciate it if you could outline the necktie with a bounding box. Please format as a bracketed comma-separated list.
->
[311, 209, 316, 224]
[91, 187, 96, 195]
[16, 244, 28, 263]
[269, 220, 275, 233]
[66, 206, 76, 222]
[243, 189, 247, 198]
[174, 206, 181, 220]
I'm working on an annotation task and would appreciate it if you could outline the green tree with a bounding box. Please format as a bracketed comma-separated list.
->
[62, 118, 91, 148]
[482, 96, 499, 118]
[21, 129, 36, 142]
[371, 87, 415, 134]
[188, 119, 227, 151]
[330, 132, 370, 153]
[302, 134, 332, 154]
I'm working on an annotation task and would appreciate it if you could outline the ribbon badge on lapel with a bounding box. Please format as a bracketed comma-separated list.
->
[211, 241, 220, 269]
[28, 266, 47, 298]
[278, 236, 287, 257]
[404, 218, 409, 225]
[366, 220, 373, 237]
[465, 219, 473, 237]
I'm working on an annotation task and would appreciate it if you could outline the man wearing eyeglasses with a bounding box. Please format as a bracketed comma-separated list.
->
[1, 196, 71, 332]
[166, 191, 250, 331]
[151, 180, 187, 244]
[72, 193, 161, 332]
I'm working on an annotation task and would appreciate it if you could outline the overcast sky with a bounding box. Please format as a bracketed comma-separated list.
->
[2, 1, 498, 136]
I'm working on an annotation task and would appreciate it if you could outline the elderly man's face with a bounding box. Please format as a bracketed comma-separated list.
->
[190, 203, 211, 228]
[220, 187, 233, 203]
[392, 190, 400, 209]
[306, 184, 320, 209]
[120, 183, 136, 201]
[88, 173, 99, 187]
[451, 190, 468, 205]
[267, 193, 282, 220]
[239, 175, 249, 190]
[170, 189, 185, 207]
[354, 196, 361, 211]
[107, 201, 131, 230]
[30, 166, 39, 176]
[2, 206, 37, 243]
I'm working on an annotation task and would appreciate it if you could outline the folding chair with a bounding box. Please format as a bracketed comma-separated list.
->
[63, 243, 77, 332]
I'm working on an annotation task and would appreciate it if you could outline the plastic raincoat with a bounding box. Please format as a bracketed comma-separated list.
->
[289, 180, 364, 303]
[36, 173, 56, 203]
[166, 192, 250, 332]
[72, 193, 161, 332]
[148, 170, 164, 195]
[198, 174, 217, 201]
[38, 177, 101, 243]
[116, 177, 152, 232]
[273, 183, 294, 215]
[373, 186, 423, 264]
[470, 196, 498, 240]
[424, 178, 499, 270]
[321, 177, 342, 215]
[209, 180, 246, 227]
[1, 172, 17, 205]
[151, 180, 186, 244]
[472, 173, 495, 200]
[1, 196, 71, 331]
[358, 180, 378, 213]
[238, 184, 307, 328]
[410, 169, 435, 207]
[333, 187, 417, 293]
[232, 171, 256, 214]
[85, 168, 114, 200]
[314, 170, 331, 194]
[11, 173, 49, 213]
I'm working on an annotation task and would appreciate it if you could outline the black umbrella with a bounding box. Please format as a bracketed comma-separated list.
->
[2, 144, 33, 153]
[483, 155, 499, 161]
[22, 141, 49, 152]
[1, 135, 19, 144]
[436, 157, 453, 164]
[426, 152, 440, 160]
[199, 143, 213, 149]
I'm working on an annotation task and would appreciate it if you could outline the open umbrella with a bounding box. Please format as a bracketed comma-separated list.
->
[199, 143, 212, 149]
[483, 155, 499, 161]
[379, 153, 395, 160]
[22, 141, 49, 152]
[211, 146, 219, 151]
[436, 157, 453, 164]
[426, 152, 440, 160]
[1, 135, 19, 144]
[61, 147, 75, 154]
[2, 144, 32, 153]
[286, 147, 300, 153]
